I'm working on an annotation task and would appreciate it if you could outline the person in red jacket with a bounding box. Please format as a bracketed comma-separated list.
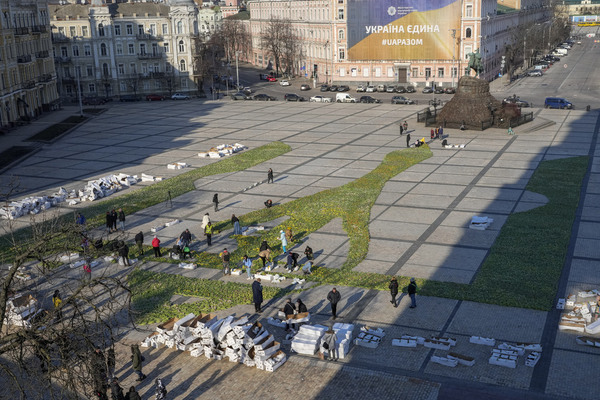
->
[152, 236, 161, 257]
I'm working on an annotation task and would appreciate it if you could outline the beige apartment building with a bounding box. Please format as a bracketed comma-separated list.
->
[0, 0, 58, 128]
[247, 0, 550, 88]
[49, 0, 200, 102]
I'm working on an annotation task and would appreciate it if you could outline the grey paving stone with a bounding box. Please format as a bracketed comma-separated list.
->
[397, 194, 456, 209]
[363, 239, 413, 262]
[476, 176, 530, 189]
[427, 226, 499, 248]
[409, 183, 467, 197]
[405, 244, 488, 271]
[370, 220, 430, 241]
[454, 198, 516, 214]
[568, 258, 600, 285]
[465, 187, 523, 201]
[353, 259, 395, 274]
[573, 238, 600, 259]
[397, 264, 476, 284]
[545, 349, 600, 400]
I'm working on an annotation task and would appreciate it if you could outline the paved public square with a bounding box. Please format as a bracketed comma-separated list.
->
[1, 96, 600, 399]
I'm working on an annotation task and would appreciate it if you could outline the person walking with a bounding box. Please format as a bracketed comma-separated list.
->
[283, 298, 296, 331]
[221, 248, 231, 275]
[408, 277, 418, 308]
[204, 222, 213, 246]
[135, 231, 144, 256]
[508, 126, 514, 135]
[110, 209, 118, 232]
[321, 328, 338, 361]
[267, 168, 274, 184]
[201, 213, 211, 230]
[118, 241, 130, 266]
[403, 120, 408, 132]
[252, 278, 263, 313]
[179, 229, 192, 248]
[243, 254, 253, 280]
[152, 236, 161, 257]
[118, 209, 126, 231]
[83, 261, 92, 285]
[130, 344, 146, 382]
[399, 124, 404, 136]
[212, 193, 219, 212]
[258, 248, 271, 269]
[327, 288, 341, 320]
[231, 214, 242, 235]
[52, 290, 63, 322]
[125, 387, 141, 400]
[110, 377, 125, 400]
[279, 230, 288, 253]
[389, 277, 399, 307]
[406, 133, 411, 148]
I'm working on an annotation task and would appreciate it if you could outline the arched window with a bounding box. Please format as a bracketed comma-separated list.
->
[100, 43, 107, 56]
[177, 21, 183, 34]
[338, 29, 344, 40]
[466, 28, 472, 38]
[102, 63, 109, 76]
[180, 59, 186, 71]
[179, 40, 185, 52]
[98, 23, 105, 36]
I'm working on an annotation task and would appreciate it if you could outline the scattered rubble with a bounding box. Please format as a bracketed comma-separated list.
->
[198, 143, 247, 158]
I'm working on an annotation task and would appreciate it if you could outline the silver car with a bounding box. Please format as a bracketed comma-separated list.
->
[309, 95, 332, 103]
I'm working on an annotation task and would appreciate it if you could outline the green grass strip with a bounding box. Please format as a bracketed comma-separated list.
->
[25, 115, 88, 143]
[129, 268, 294, 324]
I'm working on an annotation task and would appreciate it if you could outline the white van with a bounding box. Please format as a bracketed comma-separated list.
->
[336, 93, 357, 103]
[554, 48, 567, 55]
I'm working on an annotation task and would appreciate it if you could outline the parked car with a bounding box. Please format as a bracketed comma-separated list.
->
[337, 85, 350, 92]
[376, 84, 386, 92]
[280, 79, 291, 86]
[267, 76, 277, 82]
[171, 93, 190, 100]
[119, 95, 140, 102]
[230, 92, 251, 100]
[82, 96, 107, 105]
[528, 70, 543, 77]
[422, 87, 434, 94]
[259, 73, 271, 80]
[310, 95, 332, 103]
[356, 84, 366, 92]
[434, 87, 445, 94]
[386, 86, 396, 93]
[360, 95, 381, 103]
[320, 85, 330, 92]
[300, 84, 311, 91]
[405, 86, 416, 93]
[253, 93, 276, 101]
[366, 85, 376, 92]
[284, 93, 305, 102]
[329, 85, 339, 92]
[391, 95, 415, 105]
[146, 94, 165, 101]
[336, 93, 357, 103]
[544, 97, 573, 109]
[503, 96, 530, 108]
[395, 86, 406, 93]
[444, 87, 456, 94]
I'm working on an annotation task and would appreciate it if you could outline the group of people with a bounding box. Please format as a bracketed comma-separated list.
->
[105, 209, 126, 233]
[389, 277, 418, 308]
[430, 126, 444, 140]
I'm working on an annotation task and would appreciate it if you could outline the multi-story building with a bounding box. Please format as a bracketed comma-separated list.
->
[49, 0, 200, 102]
[247, 0, 550, 88]
[0, 0, 58, 128]
[196, 5, 223, 39]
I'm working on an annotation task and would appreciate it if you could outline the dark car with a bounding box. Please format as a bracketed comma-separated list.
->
[434, 87, 445, 94]
[146, 94, 165, 101]
[284, 93, 305, 102]
[82, 96, 107, 105]
[119, 95, 140, 102]
[391, 95, 415, 105]
[503, 96, 530, 108]
[405, 86, 416, 93]
[230, 92, 251, 100]
[328, 85, 338, 92]
[259, 73, 273, 80]
[422, 87, 434, 94]
[253, 93, 276, 101]
[444, 87, 456, 94]
[359, 95, 381, 103]
[337, 85, 350, 92]
[395, 86, 406, 93]
[300, 84, 311, 91]
[320, 85, 329, 92]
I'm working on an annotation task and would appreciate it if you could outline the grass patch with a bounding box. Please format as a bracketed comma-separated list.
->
[0, 146, 36, 171]
[129, 268, 293, 324]
[25, 115, 87, 143]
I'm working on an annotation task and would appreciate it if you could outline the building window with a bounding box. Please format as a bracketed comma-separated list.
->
[126, 24, 133, 35]
[465, 4, 473, 17]
[152, 43, 158, 55]
[87, 65, 93, 76]
[338, 48, 345, 60]
[88, 83, 96, 93]
[338, 8, 344, 20]
[120, 82, 127, 92]
[466, 27, 472, 38]
[181, 78, 187, 88]
[363, 67, 369, 77]
[162, 24, 168, 34]
[130, 63, 136, 74]
[166, 64, 172, 72]
[141, 64, 147, 74]
[98, 24, 105, 36]
[140, 43, 146, 55]
[100, 43, 107, 56]
[338, 29, 344, 40]
[72, 45, 79, 56]
[164, 42, 169, 53]
[464, 46, 472, 59]
[115, 24, 121, 36]
[82, 26, 88, 36]
[464, 67, 470, 76]
[149, 24, 156, 35]
[387, 67, 394, 77]
[69, 26, 76, 37]
[128, 43, 134, 54]
[411, 67, 418, 77]
[116, 43, 123, 55]
[177, 21, 183, 34]
[180, 59, 186, 71]
[340, 68, 346, 77]
[375, 67, 381, 77]
[65, 85, 72, 94]
[84, 45, 91, 56]
[61, 46, 68, 57]
[138, 25, 144, 35]
[425, 68, 431, 78]
[102, 63, 109, 76]
[118, 64, 124, 74]
[438, 67, 444, 78]
[179, 40, 185, 52]
[451, 67, 457, 77]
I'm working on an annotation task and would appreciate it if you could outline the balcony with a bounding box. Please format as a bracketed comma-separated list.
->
[136, 33, 162, 40]
[38, 74, 53, 83]
[17, 55, 32, 63]
[15, 27, 30, 36]
[62, 76, 75, 84]
[36, 50, 50, 59]
[138, 52, 164, 59]
[31, 25, 47, 34]
[52, 34, 70, 43]
[22, 80, 36, 90]
[150, 71, 165, 78]
[55, 56, 71, 63]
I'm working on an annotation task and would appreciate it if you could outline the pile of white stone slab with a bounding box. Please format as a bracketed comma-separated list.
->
[291, 324, 327, 355]
[469, 216, 494, 230]
[141, 314, 287, 372]
[354, 326, 385, 348]
[242, 226, 265, 236]
[470, 336, 542, 369]
[557, 290, 600, 334]
[5, 293, 42, 328]
[141, 173, 163, 182]
[254, 272, 286, 284]
[167, 162, 189, 170]
[332, 323, 354, 359]
[151, 219, 181, 233]
[198, 143, 247, 158]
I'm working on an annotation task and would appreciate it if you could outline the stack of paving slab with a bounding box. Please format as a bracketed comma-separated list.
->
[4, 293, 43, 328]
[198, 143, 247, 158]
[167, 162, 189, 170]
[290, 324, 328, 355]
[469, 216, 494, 231]
[332, 323, 355, 359]
[392, 334, 469, 367]
[151, 219, 181, 233]
[557, 290, 600, 334]
[354, 326, 385, 348]
[468, 336, 542, 368]
[141, 314, 287, 372]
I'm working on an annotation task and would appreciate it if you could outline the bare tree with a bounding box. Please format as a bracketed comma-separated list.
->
[218, 19, 251, 64]
[281, 26, 300, 77]
[0, 189, 133, 399]
[260, 17, 293, 77]
[124, 74, 140, 97]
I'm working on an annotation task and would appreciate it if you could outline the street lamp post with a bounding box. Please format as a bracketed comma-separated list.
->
[324, 40, 329, 85]
[76, 65, 83, 117]
[235, 50, 240, 90]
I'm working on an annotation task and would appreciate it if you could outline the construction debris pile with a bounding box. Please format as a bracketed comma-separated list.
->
[198, 143, 247, 159]
[0, 173, 137, 220]
[5, 293, 43, 328]
[141, 313, 287, 372]
[557, 290, 600, 335]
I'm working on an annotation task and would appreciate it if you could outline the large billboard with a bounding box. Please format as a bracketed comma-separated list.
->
[347, 0, 461, 61]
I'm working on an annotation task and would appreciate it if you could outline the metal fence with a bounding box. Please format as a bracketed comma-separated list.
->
[418, 110, 535, 131]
